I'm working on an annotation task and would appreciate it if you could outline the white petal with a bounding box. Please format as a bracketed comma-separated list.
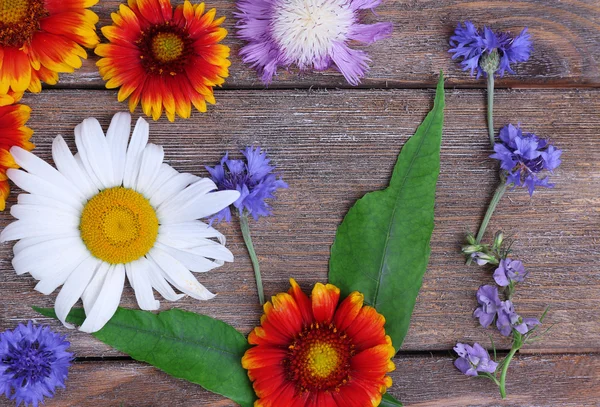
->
[0, 220, 78, 242]
[123, 117, 149, 189]
[158, 220, 226, 245]
[136, 144, 164, 197]
[7, 169, 83, 210]
[144, 164, 179, 198]
[148, 247, 215, 300]
[10, 204, 80, 226]
[127, 258, 160, 310]
[12, 236, 84, 277]
[81, 262, 110, 312]
[106, 112, 131, 186]
[54, 257, 101, 328]
[18, 193, 79, 213]
[34, 250, 91, 295]
[158, 190, 240, 223]
[145, 257, 185, 302]
[156, 242, 223, 273]
[52, 136, 98, 199]
[157, 236, 233, 262]
[13, 236, 56, 256]
[79, 264, 125, 333]
[149, 172, 199, 208]
[10, 146, 85, 202]
[157, 178, 217, 214]
[81, 118, 115, 188]
[74, 122, 106, 190]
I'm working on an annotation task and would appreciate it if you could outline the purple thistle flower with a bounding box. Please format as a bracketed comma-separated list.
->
[496, 300, 541, 336]
[474, 285, 501, 328]
[490, 124, 562, 196]
[235, 0, 393, 86]
[206, 147, 288, 223]
[449, 21, 532, 78]
[493, 258, 528, 287]
[0, 322, 73, 407]
[454, 342, 498, 376]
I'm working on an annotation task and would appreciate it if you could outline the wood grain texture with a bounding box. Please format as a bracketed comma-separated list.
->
[40, 354, 600, 407]
[50, 0, 600, 90]
[1, 87, 598, 357]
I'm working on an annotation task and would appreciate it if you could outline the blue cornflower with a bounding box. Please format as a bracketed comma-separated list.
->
[206, 147, 288, 223]
[490, 124, 562, 196]
[0, 322, 73, 407]
[449, 21, 532, 78]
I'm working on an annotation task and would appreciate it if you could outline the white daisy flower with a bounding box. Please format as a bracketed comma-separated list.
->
[0, 113, 240, 333]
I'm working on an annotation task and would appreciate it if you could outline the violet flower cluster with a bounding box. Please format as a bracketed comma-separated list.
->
[0, 322, 72, 407]
[449, 21, 532, 78]
[491, 124, 562, 196]
[454, 342, 498, 377]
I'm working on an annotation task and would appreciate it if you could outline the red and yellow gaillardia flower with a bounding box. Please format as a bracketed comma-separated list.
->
[0, 0, 99, 103]
[242, 279, 396, 407]
[96, 0, 230, 122]
[0, 103, 33, 210]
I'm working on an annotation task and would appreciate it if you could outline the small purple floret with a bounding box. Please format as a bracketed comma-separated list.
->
[474, 285, 501, 328]
[493, 258, 528, 286]
[206, 147, 288, 223]
[490, 124, 562, 196]
[449, 21, 532, 78]
[454, 342, 498, 376]
[0, 322, 73, 407]
[496, 300, 541, 336]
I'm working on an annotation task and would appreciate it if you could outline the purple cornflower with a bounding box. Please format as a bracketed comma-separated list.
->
[454, 343, 498, 376]
[449, 21, 532, 78]
[206, 147, 288, 223]
[474, 285, 501, 328]
[0, 322, 72, 407]
[235, 0, 393, 86]
[496, 300, 541, 336]
[490, 124, 562, 196]
[494, 258, 528, 287]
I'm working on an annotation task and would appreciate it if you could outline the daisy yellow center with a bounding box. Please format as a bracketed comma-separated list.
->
[271, 0, 354, 66]
[152, 32, 185, 63]
[79, 187, 159, 265]
[284, 323, 354, 392]
[0, 0, 46, 47]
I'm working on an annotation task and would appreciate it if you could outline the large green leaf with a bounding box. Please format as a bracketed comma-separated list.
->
[381, 393, 403, 406]
[35, 307, 255, 407]
[329, 74, 445, 353]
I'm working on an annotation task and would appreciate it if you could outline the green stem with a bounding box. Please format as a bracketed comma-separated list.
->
[487, 74, 495, 147]
[239, 213, 264, 305]
[466, 181, 507, 265]
[499, 347, 518, 399]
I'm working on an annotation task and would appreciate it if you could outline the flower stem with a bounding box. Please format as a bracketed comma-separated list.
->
[239, 213, 264, 305]
[498, 346, 518, 399]
[466, 181, 507, 265]
[487, 74, 495, 147]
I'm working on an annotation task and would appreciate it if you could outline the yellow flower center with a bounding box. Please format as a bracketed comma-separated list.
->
[0, 0, 46, 46]
[305, 341, 340, 378]
[79, 187, 159, 264]
[151, 32, 185, 63]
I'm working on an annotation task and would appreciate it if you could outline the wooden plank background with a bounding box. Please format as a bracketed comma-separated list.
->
[0, 1, 599, 406]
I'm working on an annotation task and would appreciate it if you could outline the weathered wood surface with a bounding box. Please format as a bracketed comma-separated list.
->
[51, 0, 600, 89]
[1, 88, 598, 358]
[42, 354, 600, 406]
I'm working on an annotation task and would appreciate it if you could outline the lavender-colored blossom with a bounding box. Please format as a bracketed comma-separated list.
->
[206, 147, 287, 222]
[496, 300, 541, 336]
[470, 251, 495, 266]
[449, 21, 532, 78]
[490, 124, 562, 196]
[493, 258, 528, 287]
[454, 342, 498, 376]
[0, 322, 72, 407]
[473, 285, 501, 328]
[235, 0, 393, 86]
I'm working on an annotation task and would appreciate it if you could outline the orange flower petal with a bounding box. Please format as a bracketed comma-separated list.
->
[333, 291, 364, 332]
[345, 306, 388, 351]
[311, 282, 340, 324]
[288, 278, 313, 326]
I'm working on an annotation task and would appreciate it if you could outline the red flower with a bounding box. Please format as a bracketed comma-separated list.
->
[95, 0, 230, 121]
[243, 279, 395, 407]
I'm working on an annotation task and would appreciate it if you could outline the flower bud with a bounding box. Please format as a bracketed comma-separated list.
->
[480, 50, 500, 76]
[462, 245, 482, 255]
[471, 252, 497, 266]
[493, 231, 504, 249]
[466, 233, 477, 245]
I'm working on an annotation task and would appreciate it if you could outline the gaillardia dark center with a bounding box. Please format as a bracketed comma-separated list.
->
[137, 23, 191, 76]
[284, 322, 354, 392]
[0, 0, 47, 47]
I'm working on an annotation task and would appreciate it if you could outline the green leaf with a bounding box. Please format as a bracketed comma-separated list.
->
[381, 393, 404, 406]
[34, 307, 255, 407]
[329, 73, 445, 353]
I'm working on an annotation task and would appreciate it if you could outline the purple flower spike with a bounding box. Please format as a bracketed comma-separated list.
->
[449, 21, 532, 78]
[454, 342, 499, 376]
[494, 258, 528, 286]
[474, 285, 501, 328]
[496, 300, 541, 336]
[0, 322, 73, 407]
[490, 124, 562, 196]
[235, 0, 393, 86]
[207, 147, 288, 223]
